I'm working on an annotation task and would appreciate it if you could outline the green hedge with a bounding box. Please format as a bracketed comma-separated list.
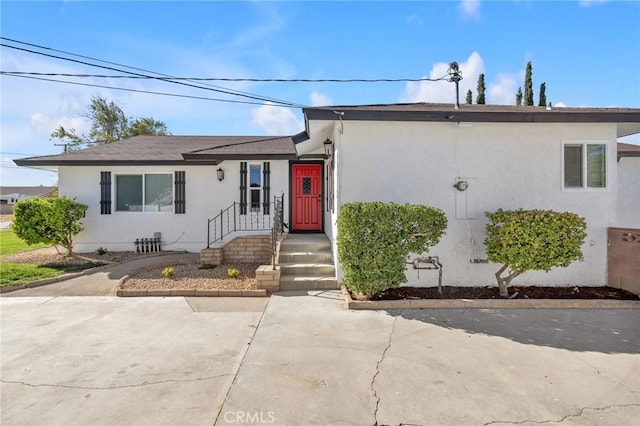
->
[337, 202, 447, 297]
[484, 208, 587, 296]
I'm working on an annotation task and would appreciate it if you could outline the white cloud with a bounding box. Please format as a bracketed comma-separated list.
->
[251, 102, 303, 135]
[406, 14, 424, 25]
[487, 73, 518, 105]
[459, 0, 481, 19]
[400, 51, 484, 104]
[30, 113, 88, 138]
[554, 102, 567, 108]
[310, 91, 333, 107]
[578, 0, 609, 7]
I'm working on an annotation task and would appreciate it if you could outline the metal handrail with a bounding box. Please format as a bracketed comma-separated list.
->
[206, 196, 284, 248]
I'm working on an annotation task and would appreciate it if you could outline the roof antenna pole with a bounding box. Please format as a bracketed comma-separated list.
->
[447, 62, 463, 110]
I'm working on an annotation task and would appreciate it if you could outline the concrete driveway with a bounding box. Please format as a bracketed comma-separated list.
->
[1, 296, 268, 426]
[2, 292, 639, 425]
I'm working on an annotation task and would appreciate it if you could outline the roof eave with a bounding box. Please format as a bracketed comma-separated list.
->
[181, 153, 298, 161]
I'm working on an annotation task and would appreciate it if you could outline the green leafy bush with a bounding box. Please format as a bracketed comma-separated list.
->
[227, 268, 240, 279]
[12, 196, 88, 256]
[337, 202, 447, 298]
[484, 209, 587, 297]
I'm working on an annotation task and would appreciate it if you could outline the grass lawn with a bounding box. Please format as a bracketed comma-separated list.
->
[0, 263, 64, 287]
[0, 228, 106, 288]
[0, 229, 48, 257]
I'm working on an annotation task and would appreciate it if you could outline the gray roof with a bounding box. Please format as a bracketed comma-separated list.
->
[618, 142, 640, 158]
[15, 135, 297, 167]
[0, 186, 56, 197]
[303, 103, 640, 137]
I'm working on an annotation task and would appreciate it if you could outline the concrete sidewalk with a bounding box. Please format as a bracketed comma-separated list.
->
[2, 252, 198, 297]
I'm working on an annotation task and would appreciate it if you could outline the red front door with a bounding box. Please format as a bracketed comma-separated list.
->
[291, 163, 323, 231]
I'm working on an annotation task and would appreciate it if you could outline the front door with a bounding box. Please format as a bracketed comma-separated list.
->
[291, 163, 323, 231]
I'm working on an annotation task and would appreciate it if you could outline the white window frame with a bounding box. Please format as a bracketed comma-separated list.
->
[562, 141, 609, 192]
[115, 173, 174, 213]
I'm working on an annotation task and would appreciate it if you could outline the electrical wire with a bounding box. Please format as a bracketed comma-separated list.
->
[0, 37, 302, 107]
[0, 71, 450, 83]
[0, 40, 304, 107]
[3, 74, 301, 107]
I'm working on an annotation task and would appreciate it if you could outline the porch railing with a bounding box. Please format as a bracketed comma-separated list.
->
[271, 195, 285, 268]
[207, 195, 285, 249]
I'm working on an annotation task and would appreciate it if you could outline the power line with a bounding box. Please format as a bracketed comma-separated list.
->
[3, 74, 301, 108]
[0, 71, 450, 83]
[0, 40, 304, 107]
[1, 152, 47, 156]
[1, 37, 302, 107]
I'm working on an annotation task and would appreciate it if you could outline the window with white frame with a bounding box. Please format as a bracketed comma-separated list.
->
[116, 174, 173, 212]
[563, 143, 607, 189]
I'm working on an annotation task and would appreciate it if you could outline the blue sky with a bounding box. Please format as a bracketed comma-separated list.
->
[2, 0, 639, 186]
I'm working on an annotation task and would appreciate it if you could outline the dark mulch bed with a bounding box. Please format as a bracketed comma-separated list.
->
[370, 286, 639, 301]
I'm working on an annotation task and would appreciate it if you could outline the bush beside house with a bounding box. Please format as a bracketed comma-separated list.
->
[12, 197, 88, 256]
[484, 209, 588, 297]
[337, 202, 447, 298]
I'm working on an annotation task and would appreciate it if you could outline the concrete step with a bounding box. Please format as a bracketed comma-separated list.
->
[279, 235, 331, 252]
[279, 276, 339, 291]
[278, 249, 334, 264]
[279, 262, 335, 277]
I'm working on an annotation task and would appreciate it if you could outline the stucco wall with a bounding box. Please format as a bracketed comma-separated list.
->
[332, 120, 618, 286]
[617, 156, 640, 228]
[58, 160, 290, 253]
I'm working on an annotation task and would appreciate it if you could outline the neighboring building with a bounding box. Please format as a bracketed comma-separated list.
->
[15, 103, 640, 287]
[0, 186, 57, 214]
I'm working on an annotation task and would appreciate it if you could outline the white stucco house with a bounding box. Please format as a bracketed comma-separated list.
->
[16, 103, 640, 287]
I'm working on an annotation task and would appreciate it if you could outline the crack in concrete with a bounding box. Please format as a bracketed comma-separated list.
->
[483, 403, 640, 425]
[371, 316, 397, 426]
[1, 374, 232, 391]
[577, 357, 640, 396]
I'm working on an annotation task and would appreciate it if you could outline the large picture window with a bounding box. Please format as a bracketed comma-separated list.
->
[116, 174, 173, 212]
[563, 143, 606, 189]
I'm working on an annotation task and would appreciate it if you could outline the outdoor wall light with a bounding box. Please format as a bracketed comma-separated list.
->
[323, 138, 334, 159]
[454, 180, 468, 191]
[216, 168, 225, 182]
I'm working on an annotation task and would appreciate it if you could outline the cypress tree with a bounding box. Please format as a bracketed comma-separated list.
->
[465, 90, 473, 104]
[476, 73, 486, 104]
[524, 62, 533, 106]
[516, 87, 523, 106]
[538, 82, 547, 107]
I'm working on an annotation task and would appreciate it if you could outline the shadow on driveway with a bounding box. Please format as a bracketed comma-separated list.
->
[388, 307, 640, 354]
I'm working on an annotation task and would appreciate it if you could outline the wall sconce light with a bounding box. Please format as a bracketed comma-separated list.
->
[454, 180, 468, 191]
[216, 168, 224, 182]
[323, 138, 333, 159]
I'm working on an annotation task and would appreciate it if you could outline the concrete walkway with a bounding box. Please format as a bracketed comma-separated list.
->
[2, 291, 638, 425]
[2, 252, 198, 297]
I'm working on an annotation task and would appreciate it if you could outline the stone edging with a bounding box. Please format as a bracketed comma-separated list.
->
[115, 260, 268, 298]
[0, 251, 187, 294]
[340, 285, 640, 310]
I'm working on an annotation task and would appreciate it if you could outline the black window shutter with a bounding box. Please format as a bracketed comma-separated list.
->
[100, 171, 111, 215]
[240, 162, 247, 215]
[263, 162, 270, 214]
[174, 171, 186, 214]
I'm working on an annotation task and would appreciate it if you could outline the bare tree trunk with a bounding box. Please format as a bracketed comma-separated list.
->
[495, 264, 521, 298]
